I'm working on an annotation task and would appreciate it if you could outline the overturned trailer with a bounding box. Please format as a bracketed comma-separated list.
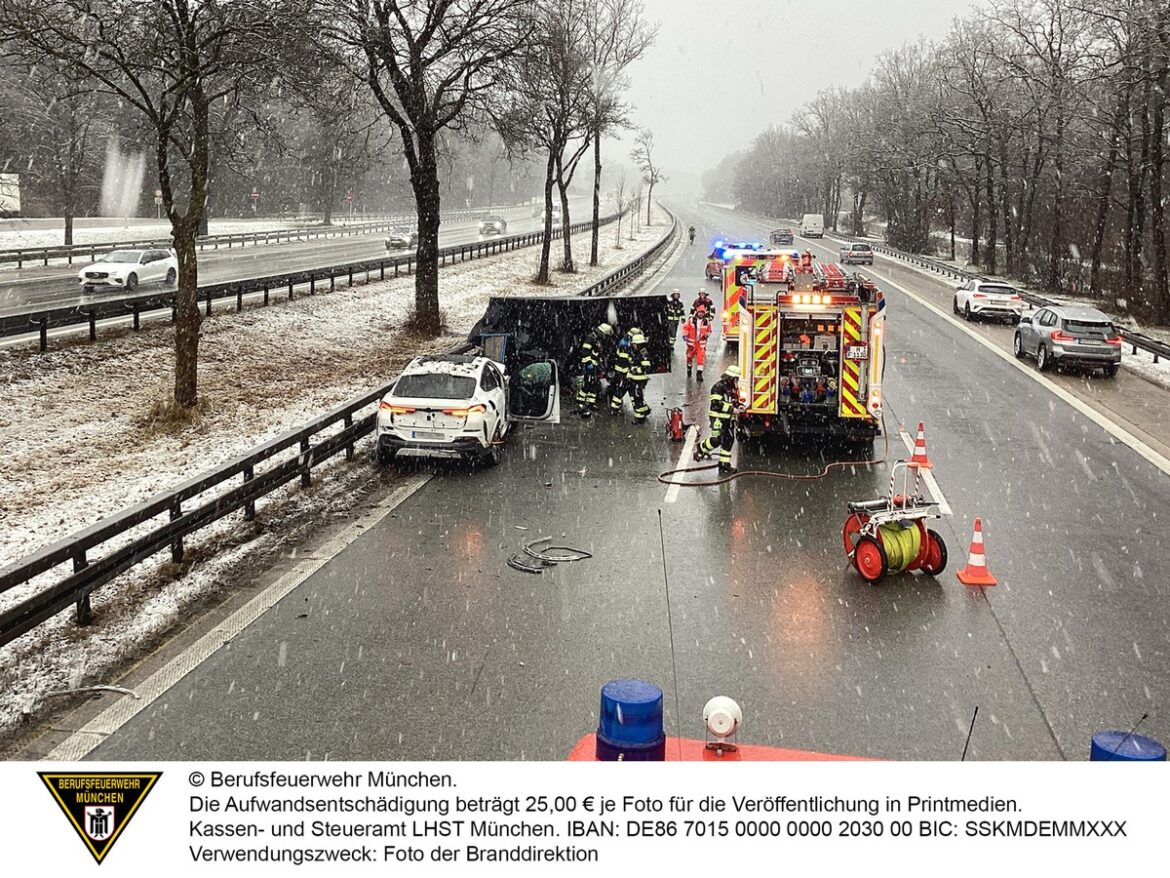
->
[468, 293, 673, 380]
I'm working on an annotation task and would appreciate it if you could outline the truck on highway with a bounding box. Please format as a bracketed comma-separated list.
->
[735, 260, 885, 446]
[800, 213, 824, 237]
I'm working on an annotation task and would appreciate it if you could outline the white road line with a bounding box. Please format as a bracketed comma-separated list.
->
[664, 426, 698, 504]
[45, 474, 432, 761]
[871, 267, 1170, 479]
[899, 431, 953, 516]
[778, 225, 1170, 480]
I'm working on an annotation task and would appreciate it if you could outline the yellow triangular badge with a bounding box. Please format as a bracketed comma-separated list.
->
[39, 772, 162, 864]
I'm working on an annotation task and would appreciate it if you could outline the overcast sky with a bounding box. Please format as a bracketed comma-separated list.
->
[612, 0, 976, 190]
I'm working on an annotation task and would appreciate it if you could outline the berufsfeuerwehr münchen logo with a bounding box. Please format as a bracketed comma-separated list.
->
[39, 772, 161, 864]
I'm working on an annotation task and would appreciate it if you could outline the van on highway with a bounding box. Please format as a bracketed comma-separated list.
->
[800, 214, 824, 238]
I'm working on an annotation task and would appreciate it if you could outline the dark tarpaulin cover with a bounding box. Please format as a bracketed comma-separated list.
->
[468, 294, 672, 377]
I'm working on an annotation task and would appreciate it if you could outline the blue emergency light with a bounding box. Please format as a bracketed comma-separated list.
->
[595, 679, 666, 761]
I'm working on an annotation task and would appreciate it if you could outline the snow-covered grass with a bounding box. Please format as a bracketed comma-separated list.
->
[0, 206, 672, 744]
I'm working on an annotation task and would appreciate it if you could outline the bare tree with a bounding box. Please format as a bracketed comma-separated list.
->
[0, 0, 292, 410]
[331, 0, 529, 333]
[583, 0, 656, 265]
[0, 59, 109, 245]
[495, 0, 592, 281]
[630, 128, 664, 225]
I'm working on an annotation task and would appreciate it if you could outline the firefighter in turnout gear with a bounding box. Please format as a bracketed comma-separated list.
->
[694, 365, 742, 474]
[681, 307, 711, 380]
[666, 289, 686, 342]
[610, 329, 649, 417]
[692, 287, 715, 317]
[627, 330, 652, 422]
[574, 322, 613, 417]
[608, 330, 633, 414]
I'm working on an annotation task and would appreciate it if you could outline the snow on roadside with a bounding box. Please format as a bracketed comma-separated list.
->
[0, 219, 304, 252]
[0, 206, 672, 743]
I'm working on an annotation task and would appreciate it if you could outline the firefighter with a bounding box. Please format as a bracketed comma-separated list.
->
[666, 289, 686, 342]
[574, 322, 613, 417]
[694, 365, 742, 474]
[608, 328, 633, 413]
[800, 249, 814, 271]
[681, 306, 711, 380]
[627, 330, 652, 423]
[692, 287, 714, 317]
[688, 225, 696, 245]
[609, 327, 645, 415]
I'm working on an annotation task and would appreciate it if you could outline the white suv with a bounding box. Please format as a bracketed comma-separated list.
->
[953, 280, 1025, 323]
[376, 354, 559, 467]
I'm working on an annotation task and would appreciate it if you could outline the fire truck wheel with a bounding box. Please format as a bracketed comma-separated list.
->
[921, 529, 948, 576]
[853, 536, 887, 583]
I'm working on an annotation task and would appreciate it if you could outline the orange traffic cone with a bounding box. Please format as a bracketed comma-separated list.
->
[909, 422, 932, 468]
[957, 518, 997, 586]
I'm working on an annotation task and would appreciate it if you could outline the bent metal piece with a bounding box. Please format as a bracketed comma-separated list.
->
[522, 536, 593, 563]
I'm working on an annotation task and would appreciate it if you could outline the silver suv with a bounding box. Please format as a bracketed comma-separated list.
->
[839, 242, 873, 265]
[1013, 305, 1122, 377]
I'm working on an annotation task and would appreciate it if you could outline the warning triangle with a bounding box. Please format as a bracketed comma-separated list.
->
[39, 772, 162, 864]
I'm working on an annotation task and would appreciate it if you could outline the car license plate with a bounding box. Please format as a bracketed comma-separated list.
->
[410, 431, 444, 440]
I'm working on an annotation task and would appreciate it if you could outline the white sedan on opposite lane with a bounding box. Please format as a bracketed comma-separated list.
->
[78, 249, 178, 292]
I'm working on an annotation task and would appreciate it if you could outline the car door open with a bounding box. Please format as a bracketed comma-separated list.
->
[507, 361, 560, 424]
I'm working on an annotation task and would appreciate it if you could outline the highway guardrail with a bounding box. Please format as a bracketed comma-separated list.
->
[821, 230, 1168, 365]
[3, 212, 621, 351]
[0, 205, 675, 650]
[0, 208, 502, 268]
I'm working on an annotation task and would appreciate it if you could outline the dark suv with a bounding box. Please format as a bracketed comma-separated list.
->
[771, 228, 794, 245]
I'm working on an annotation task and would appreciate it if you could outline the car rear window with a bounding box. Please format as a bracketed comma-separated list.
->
[394, 373, 477, 399]
[851, 244, 871, 251]
[1063, 319, 1114, 339]
[979, 284, 1015, 295]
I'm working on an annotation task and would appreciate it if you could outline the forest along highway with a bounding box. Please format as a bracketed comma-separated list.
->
[0, 200, 586, 316]
[41, 200, 1168, 763]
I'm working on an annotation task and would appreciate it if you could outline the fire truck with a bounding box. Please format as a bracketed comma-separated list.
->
[719, 247, 801, 344]
[735, 259, 886, 445]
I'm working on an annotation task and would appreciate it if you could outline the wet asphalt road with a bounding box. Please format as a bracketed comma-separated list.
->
[0, 202, 583, 316]
[85, 201, 1168, 761]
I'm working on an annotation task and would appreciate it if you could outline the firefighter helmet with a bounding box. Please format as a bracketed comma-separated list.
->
[629, 330, 646, 345]
[670, 288, 681, 299]
[597, 323, 613, 336]
[723, 366, 742, 380]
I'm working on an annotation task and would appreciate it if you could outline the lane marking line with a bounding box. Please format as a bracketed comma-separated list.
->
[899, 431, 953, 516]
[665, 426, 698, 504]
[784, 230, 1170, 479]
[45, 473, 432, 761]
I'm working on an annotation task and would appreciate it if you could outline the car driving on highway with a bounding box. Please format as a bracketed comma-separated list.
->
[77, 249, 177, 292]
[385, 228, 418, 250]
[1013, 305, 1122, 377]
[839, 242, 874, 265]
[770, 228, 794, 246]
[953, 279, 1025, 323]
[478, 215, 507, 236]
[376, 354, 560, 468]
